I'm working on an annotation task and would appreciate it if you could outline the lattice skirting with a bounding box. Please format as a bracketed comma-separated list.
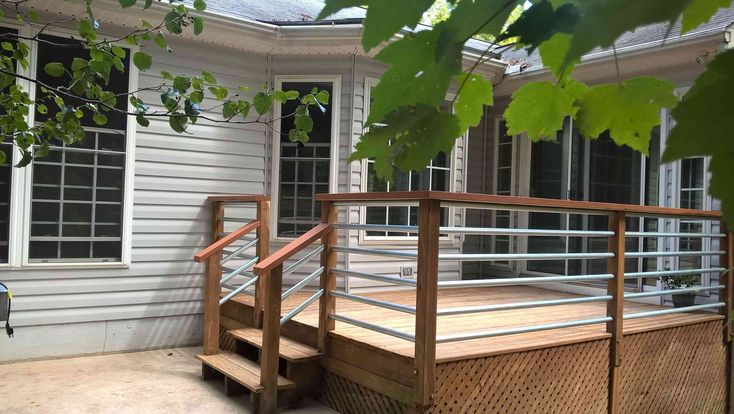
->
[620, 320, 727, 414]
[317, 371, 409, 414]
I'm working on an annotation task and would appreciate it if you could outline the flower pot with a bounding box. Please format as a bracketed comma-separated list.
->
[672, 293, 696, 308]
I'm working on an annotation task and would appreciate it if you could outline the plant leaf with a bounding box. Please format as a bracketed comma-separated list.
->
[43, 62, 65, 77]
[681, 0, 733, 34]
[501, 0, 579, 52]
[132, 51, 152, 71]
[454, 73, 493, 133]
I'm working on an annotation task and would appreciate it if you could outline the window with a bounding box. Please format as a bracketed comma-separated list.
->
[491, 120, 514, 260]
[361, 79, 454, 238]
[0, 26, 18, 263]
[678, 157, 707, 274]
[28, 34, 130, 263]
[274, 79, 336, 238]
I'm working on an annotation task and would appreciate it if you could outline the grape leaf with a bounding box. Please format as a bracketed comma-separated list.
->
[318, 0, 433, 51]
[454, 73, 493, 132]
[351, 105, 461, 179]
[663, 49, 734, 220]
[504, 78, 587, 141]
[501, 0, 579, 53]
[681, 0, 733, 34]
[367, 31, 462, 125]
[538, 33, 576, 79]
[562, 0, 693, 69]
[436, 0, 520, 57]
[576, 77, 677, 153]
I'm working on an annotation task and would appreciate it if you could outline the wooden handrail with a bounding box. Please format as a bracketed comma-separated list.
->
[194, 219, 260, 263]
[207, 194, 270, 202]
[254, 223, 332, 275]
[315, 191, 722, 219]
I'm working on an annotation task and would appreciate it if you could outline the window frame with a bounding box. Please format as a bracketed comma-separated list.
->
[489, 117, 516, 271]
[358, 76, 461, 244]
[9, 26, 138, 269]
[270, 74, 341, 241]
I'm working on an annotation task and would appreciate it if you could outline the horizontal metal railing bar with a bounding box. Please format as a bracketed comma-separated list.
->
[220, 216, 256, 223]
[442, 201, 614, 216]
[625, 250, 725, 258]
[331, 290, 417, 314]
[331, 268, 417, 287]
[281, 289, 323, 326]
[437, 295, 613, 316]
[332, 246, 417, 259]
[221, 237, 259, 265]
[626, 232, 726, 238]
[624, 285, 725, 299]
[220, 275, 259, 305]
[438, 274, 614, 288]
[330, 313, 416, 342]
[333, 223, 614, 237]
[221, 257, 259, 284]
[623, 302, 725, 320]
[624, 268, 727, 279]
[435, 316, 613, 344]
[282, 267, 325, 301]
[221, 283, 256, 296]
[283, 244, 325, 276]
[438, 252, 615, 262]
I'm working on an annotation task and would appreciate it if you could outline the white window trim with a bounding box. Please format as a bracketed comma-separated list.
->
[357, 76, 462, 245]
[488, 117, 515, 271]
[2, 25, 138, 269]
[270, 74, 341, 242]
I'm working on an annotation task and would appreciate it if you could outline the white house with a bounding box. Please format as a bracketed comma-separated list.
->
[0, 0, 731, 363]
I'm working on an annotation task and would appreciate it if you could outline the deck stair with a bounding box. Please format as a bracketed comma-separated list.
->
[229, 327, 322, 362]
[196, 351, 295, 393]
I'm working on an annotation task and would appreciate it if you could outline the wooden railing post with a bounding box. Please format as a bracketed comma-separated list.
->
[260, 263, 283, 413]
[318, 201, 338, 353]
[203, 201, 224, 355]
[414, 198, 441, 410]
[254, 200, 271, 328]
[607, 212, 626, 414]
[721, 225, 733, 414]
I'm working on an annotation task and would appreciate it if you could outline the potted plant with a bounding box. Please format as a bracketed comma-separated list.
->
[659, 274, 701, 308]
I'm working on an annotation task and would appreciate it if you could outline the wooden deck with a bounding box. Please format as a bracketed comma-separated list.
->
[230, 285, 723, 363]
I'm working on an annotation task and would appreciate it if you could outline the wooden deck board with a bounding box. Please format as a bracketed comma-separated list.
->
[231, 285, 723, 363]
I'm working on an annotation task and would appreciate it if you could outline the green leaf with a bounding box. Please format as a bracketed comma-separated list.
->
[132, 52, 152, 71]
[368, 31, 461, 125]
[118, 0, 137, 7]
[36, 104, 47, 114]
[350, 105, 461, 180]
[576, 77, 676, 153]
[93, 113, 108, 126]
[435, 0, 519, 56]
[501, 0, 579, 52]
[454, 73, 493, 132]
[169, 114, 188, 133]
[43, 62, 65, 78]
[208, 86, 228, 100]
[0, 151, 5, 165]
[663, 49, 734, 220]
[504, 78, 587, 141]
[681, 0, 733, 34]
[173, 76, 191, 92]
[155, 32, 167, 49]
[192, 17, 204, 35]
[294, 113, 314, 133]
[539, 33, 576, 79]
[315, 90, 330, 105]
[253, 92, 273, 115]
[201, 71, 217, 84]
[160, 70, 174, 81]
[193, 0, 207, 11]
[136, 114, 150, 127]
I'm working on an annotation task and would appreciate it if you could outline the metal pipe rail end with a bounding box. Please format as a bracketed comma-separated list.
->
[435, 316, 613, 344]
[331, 268, 417, 287]
[330, 313, 416, 342]
[282, 267, 324, 301]
[280, 289, 323, 326]
[624, 285, 725, 300]
[331, 290, 417, 314]
[438, 274, 613, 288]
[437, 295, 613, 316]
[623, 302, 725, 320]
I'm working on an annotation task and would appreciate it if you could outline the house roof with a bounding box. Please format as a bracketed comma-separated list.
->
[194, 0, 365, 24]
[503, 6, 734, 74]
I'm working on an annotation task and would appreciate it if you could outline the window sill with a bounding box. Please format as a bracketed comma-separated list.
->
[11, 261, 131, 270]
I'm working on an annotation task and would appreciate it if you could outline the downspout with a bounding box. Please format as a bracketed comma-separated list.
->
[345, 49, 358, 294]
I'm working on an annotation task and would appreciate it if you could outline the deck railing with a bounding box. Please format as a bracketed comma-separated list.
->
[194, 195, 270, 355]
[312, 191, 733, 412]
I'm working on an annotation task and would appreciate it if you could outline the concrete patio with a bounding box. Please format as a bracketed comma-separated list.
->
[0, 347, 335, 414]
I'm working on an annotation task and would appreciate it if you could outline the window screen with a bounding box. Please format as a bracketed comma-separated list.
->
[277, 81, 333, 237]
[30, 35, 129, 262]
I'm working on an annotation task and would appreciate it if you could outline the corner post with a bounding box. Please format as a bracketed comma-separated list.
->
[259, 263, 283, 413]
[607, 211, 626, 414]
[318, 201, 338, 353]
[414, 198, 441, 410]
[721, 224, 733, 414]
[255, 199, 271, 328]
[203, 200, 224, 355]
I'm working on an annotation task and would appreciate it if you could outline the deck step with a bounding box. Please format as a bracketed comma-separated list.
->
[196, 352, 295, 392]
[229, 328, 322, 362]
